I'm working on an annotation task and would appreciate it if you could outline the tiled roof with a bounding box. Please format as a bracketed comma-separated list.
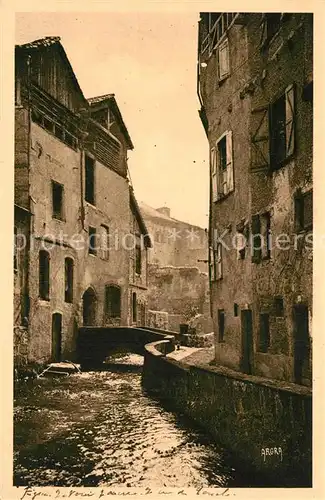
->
[17, 36, 61, 49]
[87, 94, 115, 105]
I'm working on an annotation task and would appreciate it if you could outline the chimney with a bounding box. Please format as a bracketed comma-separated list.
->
[156, 207, 171, 218]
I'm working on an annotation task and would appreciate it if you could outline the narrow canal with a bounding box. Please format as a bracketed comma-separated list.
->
[14, 354, 257, 488]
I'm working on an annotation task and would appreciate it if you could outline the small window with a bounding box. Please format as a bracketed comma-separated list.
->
[211, 131, 234, 202]
[218, 309, 225, 342]
[259, 313, 270, 352]
[52, 181, 64, 220]
[270, 85, 295, 169]
[218, 38, 230, 81]
[261, 13, 281, 46]
[234, 303, 239, 317]
[14, 227, 18, 273]
[216, 243, 223, 280]
[65, 258, 74, 303]
[274, 297, 284, 317]
[88, 226, 97, 255]
[260, 212, 271, 260]
[105, 285, 121, 318]
[85, 154, 95, 205]
[43, 116, 54, 133]
[135, 236, 142, 275]
[252, 213, 271, 263]
[39, 250, 50, 300]
[132, 292, 137, 323]
[100, 225, 110, 260]
[295, 190, 313, 232]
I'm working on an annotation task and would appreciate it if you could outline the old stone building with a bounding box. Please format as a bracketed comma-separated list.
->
[197, 13, 312, 385]
[138, 203, 211, 332]
[14, 37, 149, 365]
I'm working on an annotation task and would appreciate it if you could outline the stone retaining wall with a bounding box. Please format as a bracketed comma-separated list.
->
[142, 338, 312, 487]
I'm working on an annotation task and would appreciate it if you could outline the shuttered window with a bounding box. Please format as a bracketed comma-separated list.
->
[65, 257, 74, 303]
[270, 85, 295, 169]
[295, 190, 313, 232]
[259, 313, 270, 352]
[105, 285, 121, 318]
[39, 250, 50, 300]
[211, 131, 234, 202]
[218, 38, 230, 80]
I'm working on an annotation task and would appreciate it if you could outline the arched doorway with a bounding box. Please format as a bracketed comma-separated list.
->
[82, 287, 97, 326]
[52, 313, 62, 362]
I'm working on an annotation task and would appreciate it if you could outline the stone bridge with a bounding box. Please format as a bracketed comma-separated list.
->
[77, 326, 176, 370]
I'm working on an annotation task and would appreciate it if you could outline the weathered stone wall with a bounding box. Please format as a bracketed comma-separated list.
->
[148, 265, 209, 317]
[25, 121, 131, 364]
[143, 342, 312, 487]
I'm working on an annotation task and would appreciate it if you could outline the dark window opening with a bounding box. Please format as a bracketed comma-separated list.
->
[135, 237, 142, 275]
[43, 116, 54, 133]
[259, 313, 270, 352]
[270, 85, 295, 169]
[295, 190, 313, 232]
[14, 227, 18, 273]
[234, 303, 239, 317]
[65, 257, 74, 303]
[261, 212, 271, 259]
[132, 292, 137, 323]
[39, 250, 50, 301]
[274, 297, 284, 317]
[52, 181, 64, 220]
[88, 227, 97, 255]
[85, 154, 95, 205]
[218, 309, 225, 342]
[105, 285, 121, 318]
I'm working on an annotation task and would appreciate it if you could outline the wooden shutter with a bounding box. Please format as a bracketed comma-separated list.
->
[216, 243, 223, 279]
[251, 106, 270, 172]
[251, 214, 261, 263]
[218, 39, 230, 80]
[226, 131, 234, 193]
[285, 84, 295, 158]
[211, 148, 218, 202]
[209, 246, 216, 282]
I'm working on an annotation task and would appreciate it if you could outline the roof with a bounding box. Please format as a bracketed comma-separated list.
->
[130, 190, 152, 248]
[138, 201, 205, 231]
[16, 36, 88, 107]
[87, 93, 134, 150]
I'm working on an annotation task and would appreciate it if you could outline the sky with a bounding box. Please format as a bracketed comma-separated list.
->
[15, 12, 209, 228]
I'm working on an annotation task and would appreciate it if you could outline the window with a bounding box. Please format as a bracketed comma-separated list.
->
[218, 309, 225, 342]
[132, 292, 137, 323]
[65, 258, 73, 303]
[85, 154, 95, 205]
[105, 285, 121, 318]
[135, 236, 142, 275]
[88, 226, 97, 255]
[236, 222, 249, 260]
[260, 212, 271, 260]
[259, 313, 270, 352]
[14, 227, 18, 273]
[218, 38, 230, 81]
[274, 297, 284, 317]
[209, 246, 216, 282]
[234, 303, 239, 317]
[100, 225, 110, 260]
[251, 213, 271, 263]
[211, 131, 234, 202]
[39, 250, 50, 300]
[295, 190, 313, 232]
[260, 13, 281, 46]
[270, 85, 295, 169]
[216, 243, 223, 280]
[52, 181, 64, 220]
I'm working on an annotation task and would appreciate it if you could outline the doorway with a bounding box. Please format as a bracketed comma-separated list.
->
[51, 313, 62, 362]
[293, 304, 310, 385]
[240, 309, 253, 374]
[82, 287, 97, 326]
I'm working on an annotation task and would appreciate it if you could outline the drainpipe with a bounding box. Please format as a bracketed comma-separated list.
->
[25, 54, 32, 323]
